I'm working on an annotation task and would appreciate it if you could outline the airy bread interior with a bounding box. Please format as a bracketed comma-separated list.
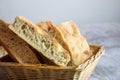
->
[37, 21, 69, 53]
[37, 21, 92, 66]
[56, 21, 92, 65]
[9, 16, 70, 66]
[0, 23, 40, 64]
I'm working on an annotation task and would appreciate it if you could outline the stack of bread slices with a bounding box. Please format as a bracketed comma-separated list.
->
[0, 16, 92, 66]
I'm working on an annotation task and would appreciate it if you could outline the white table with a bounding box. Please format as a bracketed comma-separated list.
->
[79, 23, 120, 80]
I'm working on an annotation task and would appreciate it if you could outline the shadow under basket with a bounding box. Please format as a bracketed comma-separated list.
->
[0, 44, 104, 80]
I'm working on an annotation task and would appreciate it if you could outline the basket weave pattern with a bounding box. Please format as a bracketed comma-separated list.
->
[0, 45, 104, 80]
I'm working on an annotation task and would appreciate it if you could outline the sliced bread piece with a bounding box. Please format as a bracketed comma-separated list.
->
[57, 22, 92, 65]
[0, 20, 40, 64]
[37, 21, 69, 52]
[37, 21, 92, 66]
[9, 16, 70, 66]
[0, 46, 8, 60]
[0, 19, 9, 27]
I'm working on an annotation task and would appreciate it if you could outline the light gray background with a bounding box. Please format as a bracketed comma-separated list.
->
[0, 0, 120, 24]
[0, 0, 120, 80]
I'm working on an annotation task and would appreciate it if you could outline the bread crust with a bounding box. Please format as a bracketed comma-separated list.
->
[37, 21, 92, 66]
[9, 16, 70, 66]
[0, 20, 40, 64]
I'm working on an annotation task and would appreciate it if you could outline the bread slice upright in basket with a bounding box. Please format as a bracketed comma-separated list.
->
[37, 21, 69, 53]
[0, 20, 40, 64]
[37, 21, 92, 66]
[9, 16, 70, 66]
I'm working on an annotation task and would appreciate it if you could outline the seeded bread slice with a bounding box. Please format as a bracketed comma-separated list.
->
[0, 20, 40, 64]
[9, 16, 70, 66]
[37, 21, 92, 66]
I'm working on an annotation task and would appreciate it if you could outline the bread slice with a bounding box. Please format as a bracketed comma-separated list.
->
[0, 19, 9, 27]
[37, 21, 69, 52]
[0, 20, 40, 64]
[57, 21, 92, 65]
[9, 16, 70, 66]
[0, 46, 8, 60]
[37, 21, 92, 66]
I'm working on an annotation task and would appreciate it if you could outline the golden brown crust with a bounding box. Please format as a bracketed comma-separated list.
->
[57, 21, 92, 65]
[0, 19, 9, 27]
[0, 20, 40, 64]
[16, 16, 46, 35]
[9, 16, 70, 66]
[37, 21, 54, 33]
[37, 21, 92, 66]
[37, 21, 69, 51]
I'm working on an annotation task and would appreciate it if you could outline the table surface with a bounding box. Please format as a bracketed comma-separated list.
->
[79, 23, 120, 80]
[0, 23, 120, 80]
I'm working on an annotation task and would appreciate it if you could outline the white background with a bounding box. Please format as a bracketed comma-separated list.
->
[0, 0, 120, 25]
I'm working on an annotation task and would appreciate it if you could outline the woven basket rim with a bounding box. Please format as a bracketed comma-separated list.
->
[0, 44, 104, 70]
[76, 44, 104, 70]
[0, 44, 104, 80]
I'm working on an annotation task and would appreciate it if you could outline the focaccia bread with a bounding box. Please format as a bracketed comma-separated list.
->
[37, 21, 91, 66]
[0, 20, 40, 64]
[9, 16, 70, 66]
[37, 21, 69, 51]
[57, 22, 92, 65]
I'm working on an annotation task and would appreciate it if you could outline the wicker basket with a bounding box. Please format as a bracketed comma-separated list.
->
[0, 44, 104, 80]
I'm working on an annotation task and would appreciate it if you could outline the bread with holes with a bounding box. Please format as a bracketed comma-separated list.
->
[0, 20, 40, 64]
[9, 16, 70, 66]
[37, 21, 92, 66]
